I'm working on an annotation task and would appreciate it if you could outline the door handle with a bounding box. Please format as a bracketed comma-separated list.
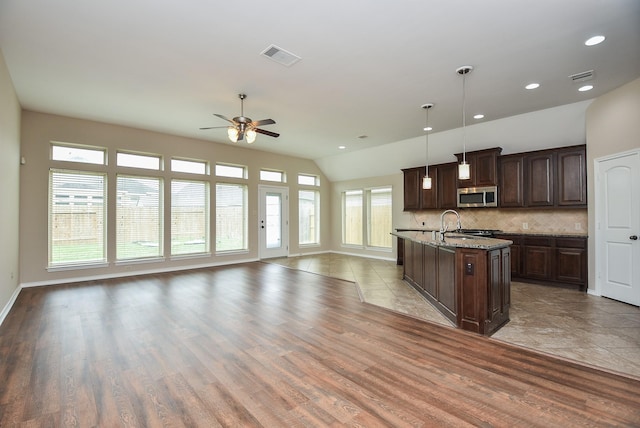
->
[631, 235, 638, 240]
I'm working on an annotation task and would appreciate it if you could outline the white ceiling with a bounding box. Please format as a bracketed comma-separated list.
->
[1, 0, 639, 161]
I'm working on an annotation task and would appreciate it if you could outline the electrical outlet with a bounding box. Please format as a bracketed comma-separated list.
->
[575, 222, 582, 230]
[522, 222, 529, 230]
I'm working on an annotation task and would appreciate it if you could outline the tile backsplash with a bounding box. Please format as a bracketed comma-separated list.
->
[403, 209, 588, 235]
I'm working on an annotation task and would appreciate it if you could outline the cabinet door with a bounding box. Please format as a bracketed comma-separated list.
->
[438, 163, 458, 209]
[557, 146, 587, 207]
[499, 155, 525, 207]
[475, 150, 499, 186]
[523, 245, 552, 280]
[555, 248, 586, 284]
[402, 167, 422, 210]
[420, 166, 438, 209]
[526, 153, 555, 207]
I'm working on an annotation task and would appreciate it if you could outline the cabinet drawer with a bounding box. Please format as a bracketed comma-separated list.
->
[524, 236, 553, 247]
[555, 238, 586, 249]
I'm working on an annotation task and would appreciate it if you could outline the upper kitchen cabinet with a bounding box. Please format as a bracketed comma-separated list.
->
[498, 154, 525, 207]
[498, 144, 586, 209]
[402, 167, 422, 211]
[402, 163, 454, 210]
[556, 146, 587, 207]
[437, 162, 458, 209]
[526, 152, 555, 207]
[455, 147, 502, 188]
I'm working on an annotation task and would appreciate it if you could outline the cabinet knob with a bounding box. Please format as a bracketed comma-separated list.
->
[631, 235, 638, 241]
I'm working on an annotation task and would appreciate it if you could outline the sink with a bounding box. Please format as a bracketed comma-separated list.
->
[445, 234, 476, 240]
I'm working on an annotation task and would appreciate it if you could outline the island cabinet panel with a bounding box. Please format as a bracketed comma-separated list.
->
[437, 248, 457, 320]
[457, 249, 487, 334]
[422, 243, 437, 296]
[404, 239, 422, 286]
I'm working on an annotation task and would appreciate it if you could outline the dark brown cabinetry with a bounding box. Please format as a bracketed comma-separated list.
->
[401, 236, 511, 335]
[437, 162, 458, 209]
[402, 163, 456, 210]
[498, 155, 525, 207]
[526, 153, 555, 207]
[402, 167, 422, 211]
[455, 147, 502, 188]
[498, 145, 586, 209]
[557, 147, 587, 206]
[496, 234, 587, 291]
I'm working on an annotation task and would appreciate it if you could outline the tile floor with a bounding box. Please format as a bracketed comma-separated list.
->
[267, 253, 640, 379]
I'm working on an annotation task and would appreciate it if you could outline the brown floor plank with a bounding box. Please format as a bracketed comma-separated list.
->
[1, 262, 640, 427]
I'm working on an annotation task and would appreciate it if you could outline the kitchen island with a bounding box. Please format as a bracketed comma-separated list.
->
[392, 231, 512, 336]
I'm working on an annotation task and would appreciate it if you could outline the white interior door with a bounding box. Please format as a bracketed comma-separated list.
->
[596, 150, 640, 306]
[258, 185, 289, 259]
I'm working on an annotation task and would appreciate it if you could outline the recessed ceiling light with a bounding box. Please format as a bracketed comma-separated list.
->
[525, 83, 540, 90]
[338, 145, 346, 150]
[473, 114, 484, 120]
[579, 85, 594, 92]
[585, 35, 605, 46]
[423, 126, 433, 131]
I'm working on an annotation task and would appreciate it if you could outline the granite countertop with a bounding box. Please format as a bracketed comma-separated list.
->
[395, 228, 587, 239]
[495, 231, 588, 238]
[392, 231, 512, 250]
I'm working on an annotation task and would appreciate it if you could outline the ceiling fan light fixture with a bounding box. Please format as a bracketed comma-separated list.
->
[227, 126, 239, 143]
[246, 128, 257, 144]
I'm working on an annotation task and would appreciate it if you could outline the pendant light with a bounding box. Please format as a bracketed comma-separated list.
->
[421, 103, 434, 189]
[456, 65, 473, 180]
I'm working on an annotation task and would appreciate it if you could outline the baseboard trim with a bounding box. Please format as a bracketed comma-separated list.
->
[20, 257, 260, 289]
[0, 286, 21, 327]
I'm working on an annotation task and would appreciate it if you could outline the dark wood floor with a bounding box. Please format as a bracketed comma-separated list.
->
[1, 262, 640, 427]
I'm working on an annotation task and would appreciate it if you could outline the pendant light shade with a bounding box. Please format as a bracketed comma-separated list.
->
[246, 128, 257, 144]
[456, 65, 473, 180]
[421, 103, 434, 189]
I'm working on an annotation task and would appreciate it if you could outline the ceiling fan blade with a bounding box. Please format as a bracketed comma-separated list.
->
[251, 118, 275, 127]
[199, 126, 229, 130]
[255, 128, 280, 138]
[214, 113, 235, 124]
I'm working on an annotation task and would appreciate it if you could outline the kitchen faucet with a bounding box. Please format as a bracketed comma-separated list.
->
[439, 209, 462, 238]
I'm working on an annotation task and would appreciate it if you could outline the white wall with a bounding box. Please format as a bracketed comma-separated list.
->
[19, 111, 332, 286]
[0, 49, 21, 322]
[586, 77, 640, 291]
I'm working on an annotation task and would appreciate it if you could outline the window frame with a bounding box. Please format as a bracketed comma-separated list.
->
[215, 182, 249, 253]
[170, 179, 210, 257]
[298, 189, 321, 246]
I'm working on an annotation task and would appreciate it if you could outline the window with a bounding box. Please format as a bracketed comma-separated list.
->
[298, 174, 319, 186]
[49, 170, 106, 266]
[215, 163, 246, 179]
[342, 190, 363, 246]
[260, 169, 285, 183]
[367, 187, 392, 248]
[216, 183, 248, 252]
[116, 175, 162, 260]
[299, 190, 320, 245]
[116, 152, 161, 170]
[51, 143, 106, 165]
[171, 180, 209, 255]
[171, 158, 207, 175]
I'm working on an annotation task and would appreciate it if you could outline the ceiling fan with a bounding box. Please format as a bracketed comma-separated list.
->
[200, 93, 279, 144]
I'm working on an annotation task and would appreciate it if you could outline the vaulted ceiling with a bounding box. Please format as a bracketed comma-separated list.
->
[1, 0, 639, 161]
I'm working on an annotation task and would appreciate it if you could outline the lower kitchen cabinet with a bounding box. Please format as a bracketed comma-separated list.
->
[497, 234, 587, 291]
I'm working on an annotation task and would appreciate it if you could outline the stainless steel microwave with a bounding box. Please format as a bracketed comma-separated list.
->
[457, 186, 498, 208]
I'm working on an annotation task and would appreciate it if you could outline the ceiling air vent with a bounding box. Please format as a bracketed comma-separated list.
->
[569, 70, 595, 83]
[260, 44, 301, 67]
